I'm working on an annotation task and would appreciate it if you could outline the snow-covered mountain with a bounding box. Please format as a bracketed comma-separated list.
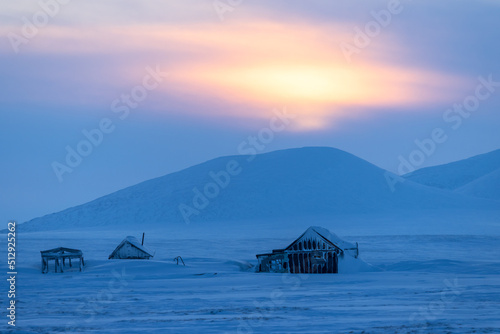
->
[17, 147, 499, 234]
[403, 149, 500, 190]
[456, 168, 500, 200]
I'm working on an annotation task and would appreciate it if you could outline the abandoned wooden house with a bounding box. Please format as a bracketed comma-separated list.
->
[256, 226, 359, 274]
[108, 235, 154, 259]
[41, 247, 85, 273]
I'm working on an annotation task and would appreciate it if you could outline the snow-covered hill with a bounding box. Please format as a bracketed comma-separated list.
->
[14, 147, 500, 234]
[456, 168, 500, 200]
[403, 149, 500, 190]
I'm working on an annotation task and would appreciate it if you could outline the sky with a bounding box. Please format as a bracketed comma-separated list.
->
[1, 0, 500, 224]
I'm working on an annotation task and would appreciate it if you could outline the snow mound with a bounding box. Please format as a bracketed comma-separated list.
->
[339, 253, 376, 273]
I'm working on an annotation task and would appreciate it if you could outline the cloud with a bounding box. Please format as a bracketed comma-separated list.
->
[0, 4, 470, 131]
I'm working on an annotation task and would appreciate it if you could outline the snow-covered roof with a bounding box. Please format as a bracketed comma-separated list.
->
[310, 226, 356, 250]
[41, 247, 83, 255]
[285, 226, 356, 251]
[109, 236, 154, 258]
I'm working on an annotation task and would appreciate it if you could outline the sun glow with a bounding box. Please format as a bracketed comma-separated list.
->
[200, 65, 357, 103]
[170, 60, 461, 130]
[1, 18, 468, 131]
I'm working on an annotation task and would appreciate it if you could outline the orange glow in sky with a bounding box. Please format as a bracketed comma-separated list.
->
[2, 19, 467, 131]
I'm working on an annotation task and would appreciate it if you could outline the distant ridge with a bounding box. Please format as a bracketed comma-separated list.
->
[16, 147, 500, 232]
[403, 149, 500, 190]
[456, 168, 500, 200]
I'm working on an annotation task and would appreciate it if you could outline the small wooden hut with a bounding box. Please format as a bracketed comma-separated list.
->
[256, 226, 359, 274]
[41, 247, 84, 273]
[108, 236, 154, 259]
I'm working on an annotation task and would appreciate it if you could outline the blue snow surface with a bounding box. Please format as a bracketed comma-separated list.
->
[2, 147, 500, 333]
[1, 231, 500, 334]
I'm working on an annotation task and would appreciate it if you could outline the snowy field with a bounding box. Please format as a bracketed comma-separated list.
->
[2, 231, 500, 334]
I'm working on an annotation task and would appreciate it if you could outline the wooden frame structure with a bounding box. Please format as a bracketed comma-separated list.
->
[41, 247, 84, 273]
[256, 226, 359, 274]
